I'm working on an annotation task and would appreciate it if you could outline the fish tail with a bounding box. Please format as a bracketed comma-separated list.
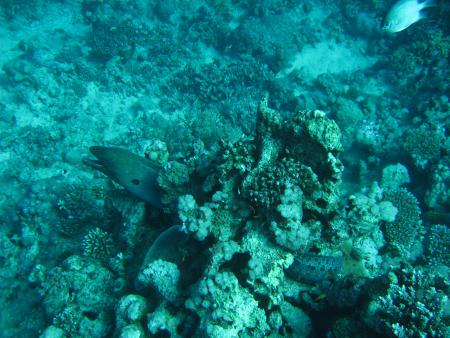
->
[421, 0, 437, 8]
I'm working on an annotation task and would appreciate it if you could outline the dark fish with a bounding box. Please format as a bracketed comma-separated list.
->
[141, 225, 189, 266]
[136, 225, 205, 290]
[83, 146, 163, 208]
[286, 254, 343, 284]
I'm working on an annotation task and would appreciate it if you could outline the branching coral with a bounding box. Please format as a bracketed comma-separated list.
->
[82, 227, 114, 261]
[218, 137, 256, 179]
[365, 266, 450, 337]
[87, 19, 151, 61]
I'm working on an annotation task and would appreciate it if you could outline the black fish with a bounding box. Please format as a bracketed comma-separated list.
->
[83, 146, 163, 208]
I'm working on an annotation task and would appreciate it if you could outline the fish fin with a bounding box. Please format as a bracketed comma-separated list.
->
[421, 0, 437, 8]
[83, 156, 109, 175]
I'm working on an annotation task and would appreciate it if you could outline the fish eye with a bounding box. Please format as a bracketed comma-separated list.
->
[381, 21, 392, 30]
[132, 179, 140, 185]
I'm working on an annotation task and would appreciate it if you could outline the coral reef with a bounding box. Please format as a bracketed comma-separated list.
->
[403, 126, 443, 168]
[365, 266, 450, 337]
[326, 182, 392, 278]
[115, 294, 148, 332]
[425, 224, 450, 267]
[425, 156, 450, 210]
[39, 256, 118, 337]
[87, 19, 151, 62]
[242, 95, 344, 217]
[185, 271, 270, 337]
[383, 188, 423, 259]
[1, 0, 449, 336]
[381, 163, 410, 190]
[138, 259, 181, 302]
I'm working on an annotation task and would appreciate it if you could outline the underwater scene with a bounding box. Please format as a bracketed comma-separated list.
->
[0, 0, 449, 337]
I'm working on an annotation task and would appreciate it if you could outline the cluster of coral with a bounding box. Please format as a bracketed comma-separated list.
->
[35, 97, 449, 337]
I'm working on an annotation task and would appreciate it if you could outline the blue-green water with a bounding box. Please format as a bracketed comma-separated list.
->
[0, 1, 448, 337]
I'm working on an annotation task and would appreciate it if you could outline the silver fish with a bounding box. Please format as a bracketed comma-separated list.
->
[382, 0, 436, 33]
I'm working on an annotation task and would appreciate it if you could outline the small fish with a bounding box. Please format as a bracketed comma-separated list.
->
[83, 146, 164, 208]
[382, 0, 436, 33]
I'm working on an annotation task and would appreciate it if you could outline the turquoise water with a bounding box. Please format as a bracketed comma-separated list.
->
[0, 1, 448, 337]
